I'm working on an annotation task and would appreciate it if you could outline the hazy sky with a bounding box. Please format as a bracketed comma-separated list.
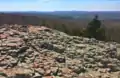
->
[0, 0, 120, 11]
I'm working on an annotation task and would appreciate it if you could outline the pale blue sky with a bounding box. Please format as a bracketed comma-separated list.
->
[0, 0, 120, 11]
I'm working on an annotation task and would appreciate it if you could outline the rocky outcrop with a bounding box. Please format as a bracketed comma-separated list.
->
[0, 24, 120, 78]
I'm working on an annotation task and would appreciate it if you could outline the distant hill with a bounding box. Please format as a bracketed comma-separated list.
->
[47, 11, 120, 20]
[0, 11, 120, 28]
[0, 12, 90, 27]
[1, 11, 120, 20]
[0, 13, 41, 25]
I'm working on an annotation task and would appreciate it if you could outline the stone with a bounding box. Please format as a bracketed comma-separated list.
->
[40, 42, 54, 50]
[12, 74, 31, 78]
[43, 76, 54, 78]
[55, 56, 65, 63]
[61, 68, 72, 74]
[35, 68, 45, 75]
[45, 70, 51, 76]
[17, 46, 28, 54]
[0, 34, 8, 39]
[33, 72, 42, 78]
[6, 43, 18, 47]
[10, 59, 18, 67]
[76, 44, 86, 49]
[101, 58, 111, 67]
[51, 67, 58, 72]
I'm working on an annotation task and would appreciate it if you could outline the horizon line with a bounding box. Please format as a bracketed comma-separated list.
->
[0, 10, 120, 12]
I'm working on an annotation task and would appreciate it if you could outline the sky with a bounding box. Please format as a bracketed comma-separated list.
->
[0, 0, 120, 11]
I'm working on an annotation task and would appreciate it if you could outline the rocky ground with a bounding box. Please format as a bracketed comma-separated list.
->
[0, 24, 120, 78]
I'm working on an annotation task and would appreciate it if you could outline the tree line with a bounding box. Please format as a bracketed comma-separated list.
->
[41, 15, 106, 41]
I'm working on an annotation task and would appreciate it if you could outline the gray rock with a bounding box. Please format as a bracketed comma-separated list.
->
[55, 56, 66, 63]
[33, 73, 42, 78]
[35, 68, 45, 75]
[10, 74, 31, 78]
[18, 46, 29, 54]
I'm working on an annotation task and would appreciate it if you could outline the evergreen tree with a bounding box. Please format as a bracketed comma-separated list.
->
[53, 24, 58, 30]
[61, 24, 68, 33]
[41, 20, 46, 26]
[86, 15, 105, 40]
